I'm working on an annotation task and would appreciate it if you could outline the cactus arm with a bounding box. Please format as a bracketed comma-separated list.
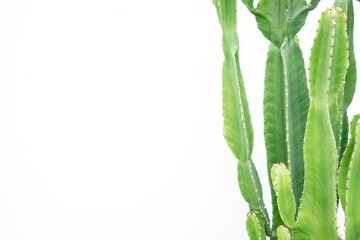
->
[334, 0, 356, 110]
[214, 0, 252, 166]
[345, 118, 360, 239]
[238, 159, 270, 231]
[263, 43, 287, 232]
[294, 8, 347, 239]
[213, 0, 270, 233]
[276, 226, 291, 240]
[263, 37, 310, 235]
[246, 212, 267, 240]
[271, 163, 296, 228]
[338, 114, 360, 210]
[334, 0, 357, 159]
[328, 7, 349, 154]
[281, 37, 309, 211]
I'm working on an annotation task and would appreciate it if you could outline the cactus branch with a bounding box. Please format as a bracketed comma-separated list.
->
[212, 0, 270, 234]
[338, 114, 360, 210]
[294, 8, 348, 239]
[280, 38, 309, 213]
[263, 43, 287, 231]
[246, 211, 267, 240]
[334, 0, 358, 163]
[271, 163, 296, 228]
[345, 118, 360, 239]
[276, 225, 291, 240]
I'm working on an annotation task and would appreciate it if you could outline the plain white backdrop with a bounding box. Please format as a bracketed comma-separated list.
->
[0, 0, 359, 239]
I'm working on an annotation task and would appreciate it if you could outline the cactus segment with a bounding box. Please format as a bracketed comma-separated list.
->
[271, 163, 296, 228]
[246, 212, 267, 240]
[294, 8, 347, 239]
[241, 0, 287, 47]
[281, 38, 309, 212]
[263, 43, 286, 231]
[334, 0, 357, 160]
[215, 0, 253, 165]
[276, 225, 291, 240]
[338, 114, 360, 210]
[345, 118, 360, 239]
[241, 2, 318, 234]
[238, 159, 269, 224]
[263, 38, 309, 235]
[213, 0, 270, 234]
[287, 0, 321, 37]
[328, 8, 349, 152]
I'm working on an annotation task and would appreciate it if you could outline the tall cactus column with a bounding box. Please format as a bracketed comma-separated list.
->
[212, 0, 270, 235]
[241, 0, 320, 235]
[334, 0, 357, 159]
[295, 7, 348, 239]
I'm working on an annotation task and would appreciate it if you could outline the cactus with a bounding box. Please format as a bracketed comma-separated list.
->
[213, 0, 360, 239]
[333, 0, 357, 161]
[240, 1, 320, 234]
[344, 117, 360, 239]
[276, 226, 291, 240]
[213, 0, 270, 234]
[246, 211, 267, 240]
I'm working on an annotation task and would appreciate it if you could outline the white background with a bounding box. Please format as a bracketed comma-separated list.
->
[0, 0, 359, 239]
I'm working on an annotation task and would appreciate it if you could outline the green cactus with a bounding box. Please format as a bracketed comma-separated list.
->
[276, 226, 291, 240]
[213, 0, 270, 234]
[345, 118, 360, 239]
[212, 0, 360, 239]
[271, 163, 296, 229]
[333, 0, 357, 160]
[246, 211, 267, 240]
[338, 114, 360, 210]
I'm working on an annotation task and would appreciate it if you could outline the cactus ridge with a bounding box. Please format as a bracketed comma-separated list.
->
[338, 114, 360, 210]
[345, 118, 360, 238]
[334, 0, 357, 163]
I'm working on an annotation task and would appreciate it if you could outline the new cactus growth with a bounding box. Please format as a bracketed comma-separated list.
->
[276, 226, 291, 240]
[213, 0, 359, 239]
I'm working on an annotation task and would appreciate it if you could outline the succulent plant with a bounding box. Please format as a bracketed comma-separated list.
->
[213, 0, 359, 239]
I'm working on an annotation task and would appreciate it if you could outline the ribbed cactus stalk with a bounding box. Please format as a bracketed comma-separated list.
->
[240, 1, 321, 234]
[213, 0, 270, 234]
[213, 0, 360, 239]
[334, 0, 357, 159]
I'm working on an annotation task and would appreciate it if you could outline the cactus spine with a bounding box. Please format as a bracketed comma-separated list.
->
[213, 0, 360, 239]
